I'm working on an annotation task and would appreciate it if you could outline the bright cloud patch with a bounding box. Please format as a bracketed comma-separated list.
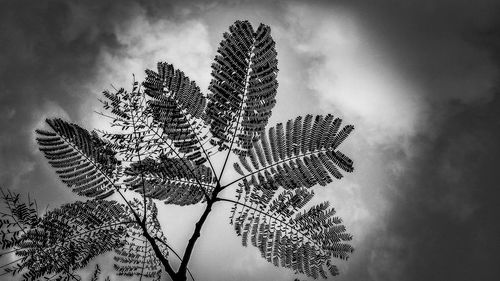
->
[101, 15, 211, 87]
[86, 13, 213, 130]
[284, 4, 423, 146]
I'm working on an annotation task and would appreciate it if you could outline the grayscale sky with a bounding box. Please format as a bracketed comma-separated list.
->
[1, 0, 499, 280]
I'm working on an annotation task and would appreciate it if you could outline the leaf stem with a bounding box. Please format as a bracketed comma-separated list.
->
[218, 45, 255, 182]
[126, 80, 148, 223]
[221, 148, 333, 189]
[214, 197, 324, 250]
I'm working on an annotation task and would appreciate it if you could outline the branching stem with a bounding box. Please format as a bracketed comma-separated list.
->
[177, 186, 219, 279]
[153, 237, 196, 281]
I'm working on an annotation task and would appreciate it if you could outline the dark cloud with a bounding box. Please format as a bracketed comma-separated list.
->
[0, 0, 194, 195]
[327, 2, 500, 280]
[0, 0, 127, 192]
[316, 0, 500, 105]
[379, 95, 500, 281]
[334, 95, 500, 281]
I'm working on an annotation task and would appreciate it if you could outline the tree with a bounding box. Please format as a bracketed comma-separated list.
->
[0, 20, 355, 281]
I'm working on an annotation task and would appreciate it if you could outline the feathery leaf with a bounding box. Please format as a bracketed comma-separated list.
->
[12, 200, 130, 280]
[125, 156, 215, 205]
[99, 86, 173, 162]
[143, 62, 210, 164]
[230, 186, 353, 279]
[0, 190, 40, 251]
[36, 119, 121, 199]
[114, 199, 167, 279]
[206, 20, 278, 155]
[233, 114, 354, 189]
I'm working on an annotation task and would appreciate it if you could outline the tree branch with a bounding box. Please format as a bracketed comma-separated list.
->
[177, 184, 221, 279]
[137, 221, 177, 279]
[153, 237, 196, 281]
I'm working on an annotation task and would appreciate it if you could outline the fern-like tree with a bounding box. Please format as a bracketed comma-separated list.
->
[0, 20, 355, 281]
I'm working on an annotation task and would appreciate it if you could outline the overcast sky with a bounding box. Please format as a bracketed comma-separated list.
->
[1, 0, 499, 280]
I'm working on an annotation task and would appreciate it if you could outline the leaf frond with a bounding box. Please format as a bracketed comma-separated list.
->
[99, 86, 173, 162]
[232, 114, 354, 189]
[36, 119, 121, 199]
[143, 62, 211, 165]
[114, 199, 167, 280]
[206, 20, 278, 155]
[125, 156, 215, 205]
[229, 186, 353, 279]
[11, 200, 130, 280]
[0, 190, 40, 250]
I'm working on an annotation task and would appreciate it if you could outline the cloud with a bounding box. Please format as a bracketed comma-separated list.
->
[279, 2, 500, 281]
[283, 3, 424, 146]
[350, 1, 500, 106]
[86, 13, 213, 129]
[0, 0, 213, 193]
[277, 5, 423, 280]
[96, 15, 212, 89]
[283, 0, 500, 144]
[367, 234, 408, 281]
[0, 0, 135, 193]
[379, 99, 500, 281]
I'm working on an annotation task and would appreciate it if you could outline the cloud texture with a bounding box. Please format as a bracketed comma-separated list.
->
[1, 1, 499, 281]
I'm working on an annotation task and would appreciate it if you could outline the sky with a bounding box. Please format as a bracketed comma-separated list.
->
[1, 0, 500, 280]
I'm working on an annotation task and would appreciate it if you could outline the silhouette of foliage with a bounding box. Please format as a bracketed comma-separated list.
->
[231, 188, 352, 278]
[1, 20, 355, 281]
[0, 193, 131, 280]
[124, 156, 215, 205]
[35, 119, 121, 199]
[143, 62, 209, 165]
[206, 20, 278, 154]
[233, 114, 354, 189]
[113, 198, 168, 279]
